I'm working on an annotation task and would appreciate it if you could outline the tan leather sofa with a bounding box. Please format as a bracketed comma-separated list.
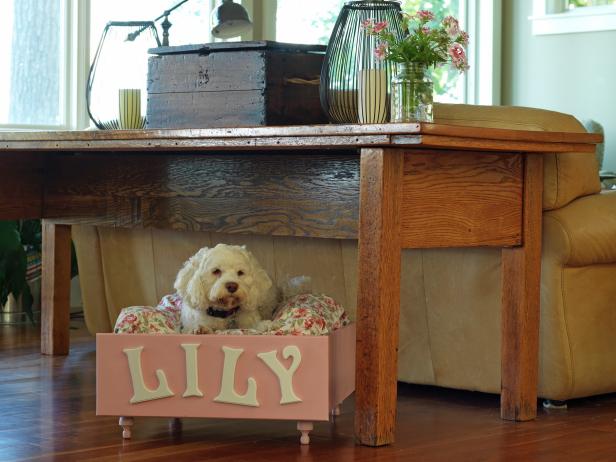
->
[73, 103, 616, 401]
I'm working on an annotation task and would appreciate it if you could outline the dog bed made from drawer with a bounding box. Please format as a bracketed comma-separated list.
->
[96, 294, 355, 444]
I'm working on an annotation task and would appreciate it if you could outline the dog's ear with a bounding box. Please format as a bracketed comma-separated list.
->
[174, 247, 210, 302]
[241, 247, 274, 312]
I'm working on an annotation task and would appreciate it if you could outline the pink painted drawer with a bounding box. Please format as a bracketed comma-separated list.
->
[96, 324, 355, 442]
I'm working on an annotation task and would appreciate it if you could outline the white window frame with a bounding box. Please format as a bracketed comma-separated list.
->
[240, 0, 277, 41]
[465, 0, 502, 105]
[66, 0, 91, 130]
[530, 0, 616, 35]
[0, 0, 90, 131]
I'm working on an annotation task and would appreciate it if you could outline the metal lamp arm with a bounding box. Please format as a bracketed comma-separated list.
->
[126, 0, 190, 46]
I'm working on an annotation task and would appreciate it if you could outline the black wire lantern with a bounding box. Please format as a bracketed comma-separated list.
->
[320, 1, 404, 124]
[87, 22, 161, 129]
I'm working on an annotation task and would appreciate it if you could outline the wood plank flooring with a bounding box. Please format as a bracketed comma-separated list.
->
[1, 321, 615, 461]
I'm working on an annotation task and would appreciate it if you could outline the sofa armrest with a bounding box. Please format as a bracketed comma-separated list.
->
[543, 190, 616, 267]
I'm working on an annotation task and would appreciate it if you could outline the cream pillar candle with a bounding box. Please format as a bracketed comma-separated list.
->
[357, 69, 387, 124]
[118, 88, 143, 129]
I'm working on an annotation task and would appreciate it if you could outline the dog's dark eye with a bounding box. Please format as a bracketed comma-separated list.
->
[237, 270, 244, 277]
[212, 269, 222, 276]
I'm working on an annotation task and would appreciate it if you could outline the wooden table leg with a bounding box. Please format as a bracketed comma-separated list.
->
[355, 148, 403, 446]
[500, 154, 544, 420]
[41, 222, 72, 356]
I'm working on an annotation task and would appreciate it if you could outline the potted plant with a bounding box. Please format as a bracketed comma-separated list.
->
[362, 10, 469, 122]
[0, 220, 40, 323]
[1, 220, 79, 324]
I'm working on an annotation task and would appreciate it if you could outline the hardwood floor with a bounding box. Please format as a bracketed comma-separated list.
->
[1, 321, 615, 461]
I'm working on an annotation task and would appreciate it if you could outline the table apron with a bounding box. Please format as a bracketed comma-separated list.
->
[2, 149, 523, 247]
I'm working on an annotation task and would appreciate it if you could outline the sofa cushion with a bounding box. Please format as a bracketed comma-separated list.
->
[543, 190, 616, 267]
[434, 103, 601, 211]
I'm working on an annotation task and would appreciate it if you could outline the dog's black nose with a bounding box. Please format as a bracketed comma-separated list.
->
[226, 282, 239, 293]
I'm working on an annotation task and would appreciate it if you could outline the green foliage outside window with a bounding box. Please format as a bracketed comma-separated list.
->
[308, 1, 346, 44]
[568, 0, 616, 7]
[401, 0, 461, 99]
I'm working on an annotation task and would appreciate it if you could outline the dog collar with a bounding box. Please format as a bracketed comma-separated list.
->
[207, 306, 240, 319]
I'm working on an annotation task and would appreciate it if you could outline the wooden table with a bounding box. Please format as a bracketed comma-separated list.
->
[0, 123, 600, 446]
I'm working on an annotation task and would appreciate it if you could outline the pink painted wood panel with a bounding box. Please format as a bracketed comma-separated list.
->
[97, 325, 355, 422]
[331, 322, 356, 407]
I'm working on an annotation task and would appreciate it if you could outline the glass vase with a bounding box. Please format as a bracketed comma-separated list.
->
[391, 62, 434, 123]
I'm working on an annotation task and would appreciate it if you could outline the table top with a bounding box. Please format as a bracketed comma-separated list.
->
[0, 123, 602, 153]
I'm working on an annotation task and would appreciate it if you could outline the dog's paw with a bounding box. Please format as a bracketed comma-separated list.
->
[192, 326, 214, 335]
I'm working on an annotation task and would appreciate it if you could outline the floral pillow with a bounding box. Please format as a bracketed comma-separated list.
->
[114, 293, 350, 336]
[114, 294, 182, 334]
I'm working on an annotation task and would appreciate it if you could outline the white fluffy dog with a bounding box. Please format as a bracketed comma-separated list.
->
[174, 244, 277, 334]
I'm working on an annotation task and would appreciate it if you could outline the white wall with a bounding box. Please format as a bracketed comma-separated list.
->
[502, 0, 615, 171]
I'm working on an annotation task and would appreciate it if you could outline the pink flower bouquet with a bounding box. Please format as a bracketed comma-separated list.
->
[362, 10, 469, 72]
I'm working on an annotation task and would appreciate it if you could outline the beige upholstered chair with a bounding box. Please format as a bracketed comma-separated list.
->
[73, 103, 616, 401]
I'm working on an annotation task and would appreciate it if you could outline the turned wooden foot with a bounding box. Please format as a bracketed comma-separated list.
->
[297, 421, 313, 445]
[119, 416, 134, 439]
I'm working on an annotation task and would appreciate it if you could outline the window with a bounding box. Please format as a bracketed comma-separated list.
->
[274, 0, 489, 105]
[0, 0, 66, 128]
[2, 1, 500, 130]
[0, 0, 89, 130]
[531, 0, 616, 35]
[2, 0, 215, 130]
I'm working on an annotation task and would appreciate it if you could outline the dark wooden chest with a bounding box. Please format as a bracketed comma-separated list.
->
[146, 41, 327, 129]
